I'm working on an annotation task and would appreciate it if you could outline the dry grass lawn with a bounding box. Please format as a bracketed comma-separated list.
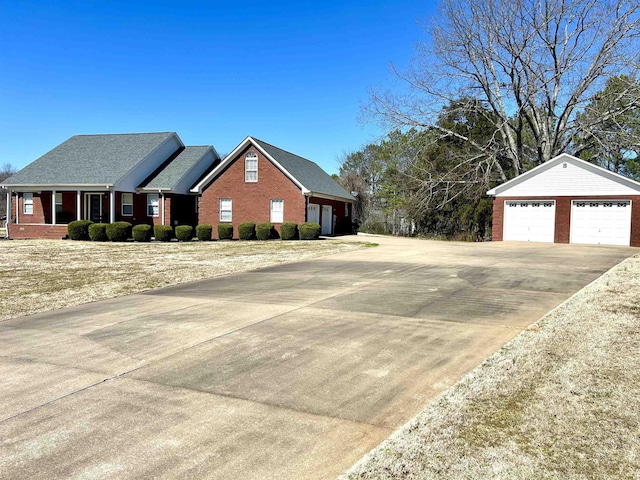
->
[0, 239, 363, 321]
[343, 254, 640, 479]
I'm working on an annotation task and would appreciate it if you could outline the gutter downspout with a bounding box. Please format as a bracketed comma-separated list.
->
[161, 190, 165, 225]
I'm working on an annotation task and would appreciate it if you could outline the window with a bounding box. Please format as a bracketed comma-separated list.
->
[270, 199, 284, 223]
[55, 193, 63, 214]
[220, 198, 232, 222]
[122, 193, 133, 216]
[345, 203, 349, 217]
[147, 194, 159, 217]
[23, 193, 33, 214]
[245, 152, 258, 182]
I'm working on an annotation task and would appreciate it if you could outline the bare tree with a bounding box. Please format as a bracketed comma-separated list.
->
[0, 163, 17, 221]
[367, 0, 640, 186]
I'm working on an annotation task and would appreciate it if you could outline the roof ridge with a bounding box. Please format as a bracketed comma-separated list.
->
[252, 137, 317, 165]
[73, 132, 176, 137]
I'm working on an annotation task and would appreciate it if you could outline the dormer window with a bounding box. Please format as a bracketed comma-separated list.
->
[245, 152, 258, 182]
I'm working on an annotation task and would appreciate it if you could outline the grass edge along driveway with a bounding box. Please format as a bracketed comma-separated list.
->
[342, 253, 640, 479]
[0, 239, 364, 322]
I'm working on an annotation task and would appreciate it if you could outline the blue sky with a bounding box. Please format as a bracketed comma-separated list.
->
[0, 1, 437, 174]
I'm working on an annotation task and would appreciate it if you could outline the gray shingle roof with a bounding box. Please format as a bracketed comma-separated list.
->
[1, 132, 177, 186]
[141, 146, 212, 190]
[252, 138, 354, 200]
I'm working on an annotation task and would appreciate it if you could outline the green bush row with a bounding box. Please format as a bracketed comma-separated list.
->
[68, 220, 196, 242]
[213, 221, 320, 240]
[68, 220, 323, 242]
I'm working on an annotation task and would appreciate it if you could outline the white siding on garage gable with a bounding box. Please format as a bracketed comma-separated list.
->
[494, 158, 640, 197]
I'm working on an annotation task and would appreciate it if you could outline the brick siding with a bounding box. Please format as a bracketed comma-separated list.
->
[198, 145, 306, 238]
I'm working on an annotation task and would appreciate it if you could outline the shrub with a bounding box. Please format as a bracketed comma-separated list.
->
[106, 222, 132, 242]
[280, 222, 298, 240]
[175, 225, 193, 242]
[218, 223, 233, 240]
[196, 224, 212, 241]
[256, 222, 276, 240]
[88, 223, 108, 242]
[299, 222, 321, 240]
[154, 225, 173, 242]
[67, 220, 93, 241]
[238, 221, 256, 240]
[132, 224, 152, 242]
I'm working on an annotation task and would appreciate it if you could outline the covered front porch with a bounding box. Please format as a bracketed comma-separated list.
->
[6, 189, 118, 239]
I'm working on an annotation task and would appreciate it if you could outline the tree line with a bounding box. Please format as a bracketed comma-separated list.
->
[339, 0, 640, 240]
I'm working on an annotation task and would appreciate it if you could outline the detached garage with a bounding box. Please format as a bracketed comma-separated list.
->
[487, 153, 640, 247]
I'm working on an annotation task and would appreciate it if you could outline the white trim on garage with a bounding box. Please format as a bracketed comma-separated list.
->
[503, 200, 556, 243]
[570, 199, 632, 246]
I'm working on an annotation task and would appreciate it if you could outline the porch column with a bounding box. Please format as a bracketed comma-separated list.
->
[109, 190, 115, 223]
[5, 190, 10, 237]
[15, 192, 19, 224]
[52, 190, 57, 225]
[76, 190, 81, 220]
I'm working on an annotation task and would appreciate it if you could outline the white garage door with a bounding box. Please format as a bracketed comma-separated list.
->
[570, 200, 631, 246]
[503, 200, 555, 242]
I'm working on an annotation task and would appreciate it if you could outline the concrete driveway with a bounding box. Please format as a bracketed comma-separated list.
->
[0, 237, 635, 479]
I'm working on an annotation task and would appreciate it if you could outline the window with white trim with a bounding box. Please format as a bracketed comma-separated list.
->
[270, 199, 284, 223]
[220, 198, 232, 222]
[55, 193, 63, 214]
[23, 193, 33, 214]
[122, 193, 133, 216]
[245, 152, 258, 182]
[147, 194, 159, 217]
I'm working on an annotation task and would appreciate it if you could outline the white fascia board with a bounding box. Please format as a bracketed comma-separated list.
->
[191, 137, 306, 193]
[115, 133, 184, 192]
[250, 138, 306, 191]
[192, 136, 252, 193]
[3, 184, 114, 190]
[174, 147, 218, 194]
[306, 191, 355, 202]
[487, 153, 640, 196]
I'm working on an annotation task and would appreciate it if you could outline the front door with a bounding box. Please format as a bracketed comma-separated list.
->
[89, 194, 102, 222]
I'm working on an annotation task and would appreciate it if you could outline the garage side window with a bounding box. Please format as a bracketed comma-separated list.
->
[23, 193, 33, 214]
[220, 198, 232, 222]
[245, 152, 258, 182]
[270, 199, 284, 223]
[122, 193, 133, 216]
[147, 194, 159, 217]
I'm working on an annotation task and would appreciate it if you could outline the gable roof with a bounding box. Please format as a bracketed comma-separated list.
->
[192, 136, 354, 201]
[487, 153, 640, 197]
[1, 132, 180, 187]
[139, 146, 219, 192]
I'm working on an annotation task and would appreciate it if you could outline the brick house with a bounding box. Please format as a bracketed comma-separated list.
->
[2, 133, 220, 239]
[487, 153, 640, 247]
[192, 136, 354, 238]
